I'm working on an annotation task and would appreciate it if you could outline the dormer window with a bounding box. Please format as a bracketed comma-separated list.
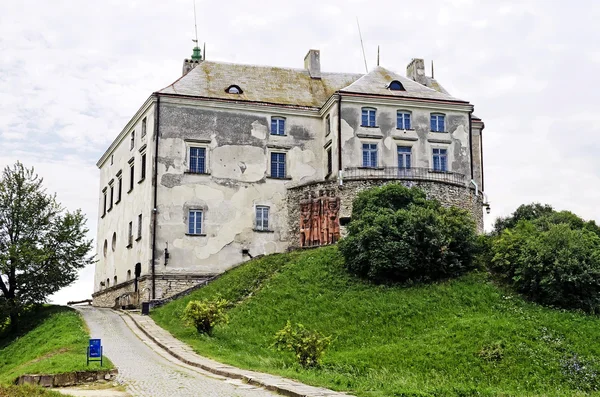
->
[388, 80, 405, 91]
[225, 85, 243, 94]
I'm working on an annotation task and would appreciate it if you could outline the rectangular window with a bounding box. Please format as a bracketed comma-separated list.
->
[255, 206, 270, 231]
[129, 164, 134, 192]
[188, 210, 203, 235]
[361, 108, 376, 127]
[140, 152, 146, 181]
[141, 117, 147, 137]
[362, 143, 378, 168]
[128, 221, 133, 246]
[270, 152, 286, 178]
[130, 131, 135, 150]
[117, 175, 122, 202]
[325, 114, 331, 136]
[430, 114, 446, 132]
[271, 117, 285, 135]
[137, 214, 142, 240]
[432, 148, 448, 171]
[109, 184, 114, 210]
[189, 147, 206, 174]
[102, 191, 107, 216]
[327, 147, 333, 176]
[398, 146, 412, 169]
[397, 111, 412, 130]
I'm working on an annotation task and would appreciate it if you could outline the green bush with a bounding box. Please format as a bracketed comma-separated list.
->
[491, 221, 600, 312]
[182, 297, 229, 334]
[272, 320, 332, 368]
[339, 183, 478, 284]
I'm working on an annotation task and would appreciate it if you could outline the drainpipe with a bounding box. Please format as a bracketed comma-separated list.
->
[151, 93, 161, 300]
[468, 110, 474, 181]
[337, 93, 343, 185]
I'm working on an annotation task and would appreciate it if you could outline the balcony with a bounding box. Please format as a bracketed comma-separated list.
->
[343, 167, 466, 186]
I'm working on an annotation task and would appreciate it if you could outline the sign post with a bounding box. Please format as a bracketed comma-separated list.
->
[87, 339, 103, 366]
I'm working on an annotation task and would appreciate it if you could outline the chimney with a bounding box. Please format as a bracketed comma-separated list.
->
[304, 49, 321, 79]
[406, 58, 427, 85]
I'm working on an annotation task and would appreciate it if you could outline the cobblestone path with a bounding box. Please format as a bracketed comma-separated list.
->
[76, 307, 277, 397]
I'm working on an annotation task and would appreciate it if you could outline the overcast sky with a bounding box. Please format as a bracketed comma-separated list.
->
[2, 0, 599, 304]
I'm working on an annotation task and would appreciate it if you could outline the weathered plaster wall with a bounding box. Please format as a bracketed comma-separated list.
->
[287, 179, 484, 248]
[94, 104, 156, 296]
[153, 101, 325, 277]
[339, 100, 471, 176]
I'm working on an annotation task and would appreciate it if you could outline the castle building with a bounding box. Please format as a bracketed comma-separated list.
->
[92, 48, 486, 307]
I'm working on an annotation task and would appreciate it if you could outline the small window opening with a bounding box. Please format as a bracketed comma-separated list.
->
[225, 85, 243, 94]
[388, 80, 405, 91]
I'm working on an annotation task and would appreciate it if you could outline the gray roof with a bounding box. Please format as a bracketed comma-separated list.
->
[158, 61, 468, 108]
[159, 61, 362, 108]
[340, 66, 467, 102]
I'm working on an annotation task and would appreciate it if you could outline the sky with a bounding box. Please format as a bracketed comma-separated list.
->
[1, 0, 600, 304]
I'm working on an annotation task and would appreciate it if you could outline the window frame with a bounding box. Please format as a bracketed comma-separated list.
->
[116, 173, 123, 203]
[269, 151, 287, 179]
[128, 161, 135, 193]
[361, 107, 377, 127]
[102, 188, 107, 217]
[187, 145, 208, 174]
[326, 147, 333, 177]
[140, 151, 147, 182]
[362, 143, 378, 168]
[108, 182, 114, 211]
[325, 114, 331, 136]
[396, 110, 412, 130]
[188, 209, 204, 235]
[136, 214, 142, 241]
[270, 117, 286, 136]
[127, 221, 133, 248]
[225, 85, 243, 94]
[255, 205, 270, 231]
[430, 113, 446, 133]
[432, 148, 448, 172]
[141, 117, 147, 137]
[388, 80, 405, 91]
[397, 146, 412, 169]
[130, 130, 135, 150]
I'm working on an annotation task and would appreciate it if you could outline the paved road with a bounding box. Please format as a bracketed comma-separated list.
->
[76, 307, 277, 397]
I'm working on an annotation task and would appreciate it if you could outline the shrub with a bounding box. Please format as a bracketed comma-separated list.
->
[490, 221, 600, 312]
[339, 184, 477, 284]
[272, 320, 332, 368]
[478, 342, 504, 362]
[182, 297, 229, 335]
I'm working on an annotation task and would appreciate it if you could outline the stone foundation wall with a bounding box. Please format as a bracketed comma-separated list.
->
[287, 179, 483, 248]
[92, 274, 212, 308]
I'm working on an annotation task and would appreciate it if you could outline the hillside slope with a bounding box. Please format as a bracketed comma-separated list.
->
[0, 305, 112, 385]
[151, 247, 600, 397]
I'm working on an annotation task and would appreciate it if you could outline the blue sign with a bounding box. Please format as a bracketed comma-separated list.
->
[89, 339, 101, 358]
[87, 339, 103, 366]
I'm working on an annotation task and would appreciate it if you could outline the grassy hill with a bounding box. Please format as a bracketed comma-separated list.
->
[151, 246, 600, 396]
[0, 305, 111, 385]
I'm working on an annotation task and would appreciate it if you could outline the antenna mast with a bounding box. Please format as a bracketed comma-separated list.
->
[190, 0, 202, 61]
[356, 17, 368, 73]
[193, 0, 199, 45]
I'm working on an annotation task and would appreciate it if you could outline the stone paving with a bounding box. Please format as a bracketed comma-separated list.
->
[124, 311, 354, 397]
[76, 306, 277, 397]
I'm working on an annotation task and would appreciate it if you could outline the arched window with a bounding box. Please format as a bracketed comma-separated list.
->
[361, 107, 377, 127]
[103, 240, 108, 257]
[127, 270, 132, 281]
[114, 276, 117, 285]
[225, 85, 243, 94]
[106, 278, 110, 287]
[397, 110, 412, 130]
[111, 232, 117, 251]
[430, 113, 446, 132]
[388, 80, 405, 91]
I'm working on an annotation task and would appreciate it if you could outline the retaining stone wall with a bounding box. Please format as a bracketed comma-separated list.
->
[287, 179, 483, 248]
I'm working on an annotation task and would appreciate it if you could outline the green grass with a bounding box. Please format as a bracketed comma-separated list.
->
[0, 305, 112, 384]
[0, 384, 63, 397]
[152, 246, 600, 396]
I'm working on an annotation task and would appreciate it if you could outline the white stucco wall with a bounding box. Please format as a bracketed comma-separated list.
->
[94, 101, 156, 294]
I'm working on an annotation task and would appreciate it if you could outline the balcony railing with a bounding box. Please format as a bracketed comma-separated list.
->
[343, 167, 466, 185]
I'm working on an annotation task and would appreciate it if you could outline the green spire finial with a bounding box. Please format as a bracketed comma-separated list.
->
[191, 42, 202, 61]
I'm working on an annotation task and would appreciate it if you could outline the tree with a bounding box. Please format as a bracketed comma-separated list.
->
[339, 183, 478, 284]
[0, 162, 93, 330]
